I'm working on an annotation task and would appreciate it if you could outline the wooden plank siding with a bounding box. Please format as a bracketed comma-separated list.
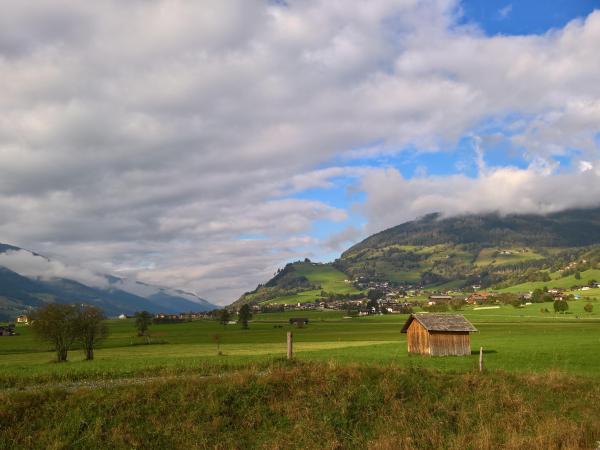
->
[406, 319, 471, 356]
[407, 320, 431, 355]
[429, 331, 471, 356]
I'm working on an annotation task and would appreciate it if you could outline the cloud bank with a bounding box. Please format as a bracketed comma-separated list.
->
[0, 0, 599, 303]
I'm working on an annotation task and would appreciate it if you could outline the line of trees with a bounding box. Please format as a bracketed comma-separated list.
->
[30, 304, 108, 362]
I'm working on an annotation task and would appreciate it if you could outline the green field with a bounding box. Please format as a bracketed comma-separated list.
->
[475, 247, 544, 267]
[3, 305, 600, 449]
[2, 302, 600, 387]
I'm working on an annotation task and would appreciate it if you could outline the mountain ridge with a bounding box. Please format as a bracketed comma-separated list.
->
[0, 244, 218, 320]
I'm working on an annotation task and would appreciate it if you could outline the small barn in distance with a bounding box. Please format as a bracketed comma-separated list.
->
[401, 314, 477, 356]
[289, 317, 309, 327]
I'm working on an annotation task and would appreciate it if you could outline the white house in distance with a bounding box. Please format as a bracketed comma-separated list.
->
[16, 315, 29, 324]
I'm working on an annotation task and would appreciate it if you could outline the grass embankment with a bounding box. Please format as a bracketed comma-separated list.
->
[1, 361, 599, 449]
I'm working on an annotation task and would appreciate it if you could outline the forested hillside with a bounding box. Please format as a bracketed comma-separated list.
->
[236, 208, 600, 306]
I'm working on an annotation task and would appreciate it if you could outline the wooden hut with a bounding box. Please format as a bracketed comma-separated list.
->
[289, 317, 309, 327]
[401, 314, 477, 356]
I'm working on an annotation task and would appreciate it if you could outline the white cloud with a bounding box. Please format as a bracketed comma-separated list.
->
[0, 1, 599, 303]
[324, 226, 364, 251]
[360, 163, 600, 233]
[0, 250, 108, 288]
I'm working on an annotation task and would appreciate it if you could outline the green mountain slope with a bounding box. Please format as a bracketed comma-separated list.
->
[236, 208, 600, 306]
[233, 261, 362, 307]
[334, 208, 600, 289]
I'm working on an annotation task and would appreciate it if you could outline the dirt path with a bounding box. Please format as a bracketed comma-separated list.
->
[2, 370, 269, 395]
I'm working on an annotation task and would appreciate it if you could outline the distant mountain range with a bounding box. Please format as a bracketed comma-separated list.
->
[0, 243, 217, 321]
[236, 207, 600, 306]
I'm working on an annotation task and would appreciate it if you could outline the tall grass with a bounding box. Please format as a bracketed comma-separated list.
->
[1, 361, 599, 449]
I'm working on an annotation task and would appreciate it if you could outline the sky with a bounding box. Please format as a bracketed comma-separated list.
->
[1, 0, 600, 304]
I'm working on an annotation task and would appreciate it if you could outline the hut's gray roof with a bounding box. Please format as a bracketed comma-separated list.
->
[401, 314, 477, 333]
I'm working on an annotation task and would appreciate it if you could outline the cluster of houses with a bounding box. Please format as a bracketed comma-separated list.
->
[118, 312, 212, 321]
[0, 324, 17, 337]
[0, 315, 29, 337]
[251, 297, 415, 315]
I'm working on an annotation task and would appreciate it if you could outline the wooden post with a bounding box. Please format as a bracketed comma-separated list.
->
[287, 332, 293, 359]
[479, 346, 483, 372]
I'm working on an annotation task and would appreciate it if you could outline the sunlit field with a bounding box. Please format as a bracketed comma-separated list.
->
[2, 302, 600, 388]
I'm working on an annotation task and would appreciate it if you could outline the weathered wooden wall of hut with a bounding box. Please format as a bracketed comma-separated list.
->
[428, 331, 470, 356]
[407, 320, 431, 355]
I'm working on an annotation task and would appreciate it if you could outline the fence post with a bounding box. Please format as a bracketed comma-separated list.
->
[479, 346, 483, 372]
[287, 332, 293, 359]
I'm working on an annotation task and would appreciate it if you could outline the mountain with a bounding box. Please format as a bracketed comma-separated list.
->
[235, 207, 600, 306]
[0, 244, 218, 321]
[336, 208, 600, 287]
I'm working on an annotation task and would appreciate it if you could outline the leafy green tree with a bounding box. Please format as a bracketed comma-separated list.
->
[553, 299, 569, 313]
[366, 298, 379, 314]
[511, 299, 522, 308]
[541, 272, 551, 282]
[367, 289, 384, 301]
[346, 307, 359, 317]
[497, 292, 518, 305]
[75, 305, 108, 360]
[238, 304, 252, 329]
[450, 298, 465, 311]
[218, 309, 231, 326]
[584, 303, 594, 313]
[134, 311, 153, 337]
[531, 288, 544, 303]
[574, 271, 581, 280]
[30, 304, 79, 362]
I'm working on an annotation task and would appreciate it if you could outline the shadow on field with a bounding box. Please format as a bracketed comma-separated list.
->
[471, 349, 497, 355]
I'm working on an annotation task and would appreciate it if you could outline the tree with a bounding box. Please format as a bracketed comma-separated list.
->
[575, 271, 581, 280]
[366, 297, 379, 314]
[134, 311, 153, 338]
[218, 309, 231, 327]
[511, 299, 522, 308]
[584, 303, 594, 313]
[75, 305, 108, 360]
[212, 333, 222, 355]
[553, 299, 569, 314]
[30, 304, 79, 362]
[367, 289, 384, 301]
[450, 298, 465, 311]
[238, 304, 252, 329]
[541, 272, 551, 282]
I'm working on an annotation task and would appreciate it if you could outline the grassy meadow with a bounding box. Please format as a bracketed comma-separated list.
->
[261, 262, 363, 304]
[2, 302, 600, 386]
[499, 268, 600, 293]
[2, 303, 600, 448]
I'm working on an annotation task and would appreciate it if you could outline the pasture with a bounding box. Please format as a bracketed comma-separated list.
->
[2, 302, 600, 388]
[2, 303, 600, 449]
